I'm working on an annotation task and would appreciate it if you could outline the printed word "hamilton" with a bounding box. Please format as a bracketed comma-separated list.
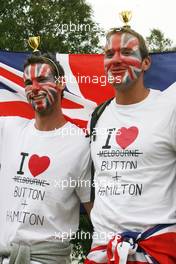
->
[6, 210, 44, 226]
[98, 183, 143, 196]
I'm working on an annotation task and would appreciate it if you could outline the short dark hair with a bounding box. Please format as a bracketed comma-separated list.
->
[106, 27, 149, 59]
[24, 52, 65, 79]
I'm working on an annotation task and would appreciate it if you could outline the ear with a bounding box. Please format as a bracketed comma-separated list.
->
[56, 76, 66, 91]
[56, 82, 65, 92]
[141, 56, 151, 72]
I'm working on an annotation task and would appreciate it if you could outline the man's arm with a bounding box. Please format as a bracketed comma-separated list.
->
[0, 118, 5, 168]
[82, 202, 93, 217]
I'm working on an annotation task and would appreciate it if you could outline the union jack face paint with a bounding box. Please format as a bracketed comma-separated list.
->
[104, 33, 142, 87]
[23, 63, 58, 112]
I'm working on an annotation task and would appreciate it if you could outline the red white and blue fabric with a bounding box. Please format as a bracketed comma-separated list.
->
[85, 224, 176, 264]
[119, 33, 142, 81]
[1, 51, 176, 128]
[0, 52, 114, 128]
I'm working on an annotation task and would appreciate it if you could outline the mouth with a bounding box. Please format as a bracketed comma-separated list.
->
[111, 68, 127, 74]
[29, 93, 47, 101]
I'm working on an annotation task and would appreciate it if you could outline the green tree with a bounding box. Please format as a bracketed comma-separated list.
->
[0, 0, 102, 53]
[146, 28, 175, 52]
[71, 214, 93, 263]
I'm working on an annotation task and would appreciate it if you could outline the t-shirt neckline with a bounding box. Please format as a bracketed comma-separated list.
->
[29, 120, 71, 136]
[112, 89, 161, 110]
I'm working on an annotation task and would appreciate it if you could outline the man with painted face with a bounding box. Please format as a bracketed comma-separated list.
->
[85, 28, 176, 264]
[0, 54, 92, 264]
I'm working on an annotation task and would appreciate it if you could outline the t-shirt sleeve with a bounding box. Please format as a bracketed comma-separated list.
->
[163, 83, 176, 150]
[169, 102, 176, 151]
[75, 142, 92, 203]
[0, 118, 5, 168]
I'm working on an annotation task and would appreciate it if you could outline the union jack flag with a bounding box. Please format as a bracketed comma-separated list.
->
[1, 51, 176, 128]
[85, 224, 176, 264]
[120, 34, 142, 82]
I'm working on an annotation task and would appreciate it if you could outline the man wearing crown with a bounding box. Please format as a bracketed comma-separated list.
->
[85, 25, 176, 264]
[0, 48, 92, 263]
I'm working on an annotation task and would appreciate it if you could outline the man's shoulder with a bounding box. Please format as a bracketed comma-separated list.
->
[64, 121, 89, 141]
[0, 116, 31, 128]
[158, 82, 176, 107]
[162, 82, 176, 97]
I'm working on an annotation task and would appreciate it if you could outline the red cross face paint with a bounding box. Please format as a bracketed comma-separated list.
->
[24, 63, 58, 112]
[104, 33, 142, 87]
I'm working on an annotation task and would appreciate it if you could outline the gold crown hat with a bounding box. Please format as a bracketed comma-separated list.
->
[119, 10, 132, 28]
[27, 36, 60, 78]
[105, 10, 132, 37]
[28, 36, 41, 54]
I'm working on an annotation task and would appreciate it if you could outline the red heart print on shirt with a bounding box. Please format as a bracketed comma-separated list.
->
[116, 126, 139, 149]
[28, 154, 50, 177]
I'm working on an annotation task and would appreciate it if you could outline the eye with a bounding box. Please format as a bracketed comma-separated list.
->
[25, 80, 32, 86]
[105, 51, 114, 58]
[121, 49, 133, 56]
[37, 76, 47, 83]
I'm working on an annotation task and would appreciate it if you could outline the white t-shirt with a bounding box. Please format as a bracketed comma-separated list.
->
[0, 118, 91, 248]
[90, 86, 176, 245]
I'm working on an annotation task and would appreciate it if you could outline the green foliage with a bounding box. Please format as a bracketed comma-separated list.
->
[71, 214, 93, 263]
[0, 0, 103, 53]
[146, 28, 175, 52]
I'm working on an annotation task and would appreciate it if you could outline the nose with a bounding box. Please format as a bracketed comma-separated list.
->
[31, 80, 41, 94]
[111, 51, 122, 64]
